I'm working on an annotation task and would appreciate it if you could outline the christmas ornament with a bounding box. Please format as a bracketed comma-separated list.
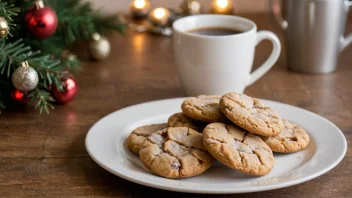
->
[24, 0, 58, 39]
[89, 33, 111, 61]
[12, 61, 39, 92]
[148, 8, 171, 27]
[179, 0, 202, 15]
[0, 17, 9, 38]
[210, 0, 233, 15]
[52, 76, 78, 104]
[130, 0, 151, 19]
[10, 89, 28, 105]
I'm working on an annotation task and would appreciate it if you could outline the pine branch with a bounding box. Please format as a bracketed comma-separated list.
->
[12, 0, 126, 75]
[0, 97, 5, 114]
[10, 0, 126, 56]
[28, 54, 63, 90]
[60, 50, 80, 71]
[0, 0, 126, 114]
[0, 38, 65, 114]
[0, 1, 20, 36]
[49, 0, 127, 46]
[28, 87, 54, 114]
[0, 39, 35, 78]
[0, 39, 64, 91]
[92, 14, 127, 35]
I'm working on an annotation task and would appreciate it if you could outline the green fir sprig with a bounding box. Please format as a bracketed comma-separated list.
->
[0, 39, 64, 113]
[28, 88, 54, 114]
[0, 1, 19, 36]
[0, 0, 126, 114]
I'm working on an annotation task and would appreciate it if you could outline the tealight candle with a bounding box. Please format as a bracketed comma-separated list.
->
[148, 8, 171, 27]
[180, 0, 202, 15]
[130, 0, 151, 18]
[209, 0, 233, 15]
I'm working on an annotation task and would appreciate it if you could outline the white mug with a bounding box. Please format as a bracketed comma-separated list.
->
[173, 15, 281, 95]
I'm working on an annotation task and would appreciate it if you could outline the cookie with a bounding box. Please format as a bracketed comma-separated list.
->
[139, 127, 214, 178]
[127, 123, 167, 155]
[220, 92, 284, 136]
[181, 95, 227, 123]
[203, 123, 275, 176]
[261, 120, 310, 153]
[167, 112, 206, 132]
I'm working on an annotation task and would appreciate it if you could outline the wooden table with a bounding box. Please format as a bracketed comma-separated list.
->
[1, 14, 351, 197]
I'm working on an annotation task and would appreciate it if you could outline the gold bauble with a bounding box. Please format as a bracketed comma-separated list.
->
[148, 8, 171, 27]
[12, 61, 39, 92]
[130, 0, 152, 18]
[89, 33, 111, 61]
[180, 0, 202, 15]
[0, 17, 9, 38]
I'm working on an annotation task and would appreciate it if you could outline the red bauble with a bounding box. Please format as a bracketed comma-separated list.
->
[10, 89, 28, 105]
[52, 77, 78, 104]
[24, 1, 58, 39]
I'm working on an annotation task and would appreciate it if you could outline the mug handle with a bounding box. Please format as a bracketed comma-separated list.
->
[340, 0, 352, 51]
[247, 31, 281, 86]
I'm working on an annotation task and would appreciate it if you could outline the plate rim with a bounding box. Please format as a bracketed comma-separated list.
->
[85, 97, 347, 194]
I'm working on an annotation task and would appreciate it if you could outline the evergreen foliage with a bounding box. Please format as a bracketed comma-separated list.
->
[0, 0, 126, 114]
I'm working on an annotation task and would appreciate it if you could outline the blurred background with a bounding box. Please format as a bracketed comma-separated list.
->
[87, 0, 267, 14]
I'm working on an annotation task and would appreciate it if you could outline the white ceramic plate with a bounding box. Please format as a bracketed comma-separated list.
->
[85, 98, 347, 194]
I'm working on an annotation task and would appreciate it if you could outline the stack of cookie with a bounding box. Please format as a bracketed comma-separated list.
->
[127, 92, 310, 179]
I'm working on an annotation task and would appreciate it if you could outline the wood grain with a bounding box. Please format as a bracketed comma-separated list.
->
[0, 13, 351, 197]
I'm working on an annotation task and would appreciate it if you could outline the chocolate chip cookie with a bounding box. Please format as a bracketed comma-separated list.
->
[167, 112, 207, 132]
[127, 123, 167, 155]
[261, 120, 310, 153]
[139, 127, 214, 178]
[181, 95, 227, 123]
[220, 92, 284, 136]
[203, 123, 275, 176]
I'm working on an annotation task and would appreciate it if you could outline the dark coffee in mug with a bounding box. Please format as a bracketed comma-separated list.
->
[187, 27, 242, 36]
[173, 15, 281, 95]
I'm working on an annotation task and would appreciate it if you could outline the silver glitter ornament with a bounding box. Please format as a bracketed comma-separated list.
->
[12, 61, 39, 92]
[89, 33, 111, 61]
